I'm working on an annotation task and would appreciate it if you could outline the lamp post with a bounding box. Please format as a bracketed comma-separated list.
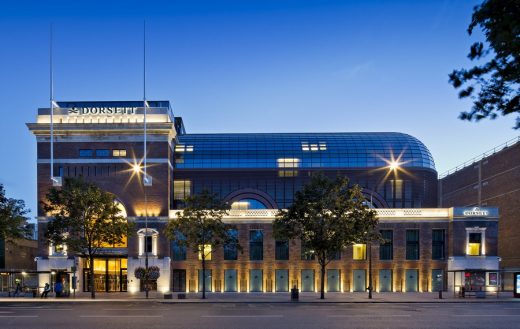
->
[366, 159, 401, 299]
[368, 241, 373, 299]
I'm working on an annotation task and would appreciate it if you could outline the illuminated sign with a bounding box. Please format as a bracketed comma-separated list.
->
[463, 207, 489, 217]
[67, 107, 137, 116]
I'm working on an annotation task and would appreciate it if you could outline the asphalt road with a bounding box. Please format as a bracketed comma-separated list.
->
[0, 302, 519, 329]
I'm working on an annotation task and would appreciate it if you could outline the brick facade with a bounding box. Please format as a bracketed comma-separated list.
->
[440, 141, 520, 270]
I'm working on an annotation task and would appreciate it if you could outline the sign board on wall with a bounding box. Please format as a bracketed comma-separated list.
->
[453, 207, 498, 218]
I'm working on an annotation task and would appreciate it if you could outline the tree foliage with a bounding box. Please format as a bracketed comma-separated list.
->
[273, 174, 378, 299]
[165, 190, 240, 299]
[449, 0, 520, 128]
[43, 177, 132, 299]
[0, 184, 30, 243]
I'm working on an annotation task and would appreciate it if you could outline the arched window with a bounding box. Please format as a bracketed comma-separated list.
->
[137, 228, 159, 257]
[231, 198, 268, 210]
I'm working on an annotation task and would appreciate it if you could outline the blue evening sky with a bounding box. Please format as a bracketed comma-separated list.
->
[0, 0, 518, 216]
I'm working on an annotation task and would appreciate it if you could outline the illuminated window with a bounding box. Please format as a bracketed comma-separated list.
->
[173, 180, 191, 201]
[301, 142, 327, 151]
[319, 142, 327, 150]
[231, 199, 267, 210]
[467, 233, 482, 256]
[112, 149, 126, 157]
[277, 158, 300, 168]
[175, 144, 194, 152]
[353, 244, 367, 260]
[198, 244, 212, 260]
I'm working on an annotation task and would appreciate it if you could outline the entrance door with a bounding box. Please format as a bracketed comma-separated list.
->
[198, 269, 212, 292]
[249, 269, 263, 292]
[172, 269, 186, 292]
[301, 269, 314, 292]
[431, 269, 443, 292]
[275, 269, 289, 292]
[379, 269, 392, 292]
[327, 269, 340, 292]
[353, 269, 366, 292]
[224, 269, 237, 292]
[405, 269, 418, 292]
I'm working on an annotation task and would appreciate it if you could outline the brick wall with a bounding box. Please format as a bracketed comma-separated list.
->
[440, 142, 520, 269]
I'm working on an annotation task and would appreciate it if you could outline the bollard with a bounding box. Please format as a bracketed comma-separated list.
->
[438, 290, 442, 299]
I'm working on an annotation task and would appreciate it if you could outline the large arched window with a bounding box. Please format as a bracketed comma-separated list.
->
[231, 198, 268, 210]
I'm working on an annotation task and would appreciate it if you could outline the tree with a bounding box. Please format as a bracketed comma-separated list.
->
[449, 0, 520, 128]
[273, 174, 378, 299]
[0, 184, 30, 243]
[165, 190, 240, 299]
[44, 178, 132, 299]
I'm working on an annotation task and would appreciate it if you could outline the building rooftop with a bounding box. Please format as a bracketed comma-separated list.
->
[175, 132, 436, 170]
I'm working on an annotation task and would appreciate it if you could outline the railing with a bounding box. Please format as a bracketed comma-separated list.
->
[439, 136, 520, 179]
[170, 208, 450, 219]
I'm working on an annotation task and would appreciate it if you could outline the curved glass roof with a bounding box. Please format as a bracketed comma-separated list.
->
[174, 132, 436, 171]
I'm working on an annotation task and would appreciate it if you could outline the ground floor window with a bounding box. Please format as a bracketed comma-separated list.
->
[83, 258, 127, 292]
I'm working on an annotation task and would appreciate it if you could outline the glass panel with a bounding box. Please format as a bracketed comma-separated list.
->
[249, 230, 263, 261]
[432, 229, 445, 260]
[224, 229, 238, 260]
[275, 240, 289, 260]
[379, 230, 393, 260]
[406, 230, 420, 260]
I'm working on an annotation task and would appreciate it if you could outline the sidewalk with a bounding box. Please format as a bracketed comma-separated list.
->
[0, 291, 518, 303]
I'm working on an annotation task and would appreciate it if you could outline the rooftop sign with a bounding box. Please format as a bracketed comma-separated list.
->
[68, 107, 137, 116]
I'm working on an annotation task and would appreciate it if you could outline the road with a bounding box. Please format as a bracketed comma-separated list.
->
[0, 302, 519, 329]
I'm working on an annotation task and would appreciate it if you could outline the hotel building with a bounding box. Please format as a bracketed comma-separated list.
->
[27, 101, 500, 295]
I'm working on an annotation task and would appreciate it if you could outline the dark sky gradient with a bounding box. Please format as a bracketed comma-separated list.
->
[0, 0, 517, 217]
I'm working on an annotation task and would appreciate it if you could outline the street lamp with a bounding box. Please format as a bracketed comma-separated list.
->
[367, 159, 402, 299]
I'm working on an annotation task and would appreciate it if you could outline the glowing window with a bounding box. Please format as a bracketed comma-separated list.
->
[277, 158, 300, 168]
[467, 233, 482, 256]
[353, 244, 367, 260]
[112, 149, 126, 157]
[198, 244, 212, 260]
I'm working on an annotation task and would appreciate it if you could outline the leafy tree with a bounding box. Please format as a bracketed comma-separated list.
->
[44, 178, 132, 299]
[165, 190, 240, 299]
[0, 184, 30, 243]
[273, 174, 378, 299]
[449, 0, 520, 128]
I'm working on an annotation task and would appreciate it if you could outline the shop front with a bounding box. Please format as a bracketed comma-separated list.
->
[83, 258, 127, 292]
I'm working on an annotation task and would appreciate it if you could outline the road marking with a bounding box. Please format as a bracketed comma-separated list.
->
[80, 315, 163, 318]
[0, 315, 39, 318]
[201, 315, 284, 318]
[456, 315, 520, 317]
[0, 311, 14, 314]
[328, 315, 411, 318]
[0, 307, 72, 311]
[103, 308, 168, 311]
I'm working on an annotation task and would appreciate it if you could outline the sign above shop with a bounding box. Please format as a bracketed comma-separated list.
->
[463, 207, 490, 217]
